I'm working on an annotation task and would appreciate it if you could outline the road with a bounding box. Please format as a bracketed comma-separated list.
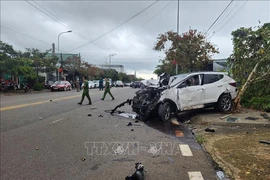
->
[0, 87, 218, 180]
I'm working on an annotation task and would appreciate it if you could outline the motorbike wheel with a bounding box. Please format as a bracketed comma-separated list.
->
[158, 102, 172, 121]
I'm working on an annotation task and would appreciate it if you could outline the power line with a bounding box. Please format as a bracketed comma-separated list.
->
[25, 0, 107, 52]
[68, 0, 160, 52]
[87, 0, 173, 59]
[208, 0, 240, 35]
[1, 25, 51, 45]
[209, 0, 249, 39]
[206, 0, 234, 34]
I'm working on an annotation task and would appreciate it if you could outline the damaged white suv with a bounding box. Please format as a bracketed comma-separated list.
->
[158, 72, 237, 121]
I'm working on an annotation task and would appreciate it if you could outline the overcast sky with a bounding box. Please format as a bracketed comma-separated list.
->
[1, 0, 269, 79]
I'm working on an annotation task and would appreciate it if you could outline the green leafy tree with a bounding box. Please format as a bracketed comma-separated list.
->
[0, 41, 36, 82]
[230, 23, 270, 110]
[154, 29, 219, 74]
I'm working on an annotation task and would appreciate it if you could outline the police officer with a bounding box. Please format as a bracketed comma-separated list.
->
[101, 78, 115, 100]
[78, 76, 92, 105]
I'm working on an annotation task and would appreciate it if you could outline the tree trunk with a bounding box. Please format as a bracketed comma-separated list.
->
[233, 60, 261, 111]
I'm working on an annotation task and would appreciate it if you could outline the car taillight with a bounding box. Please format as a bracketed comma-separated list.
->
[229, 82, 237, 87]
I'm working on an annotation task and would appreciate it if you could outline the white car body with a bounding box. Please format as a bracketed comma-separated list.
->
[81, 81, 95, 89]
[159, 72, 237, 112]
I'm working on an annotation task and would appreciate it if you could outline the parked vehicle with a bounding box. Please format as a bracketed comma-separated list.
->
[92, 80, 99, 88]
[88, 81, 95, 89]
[132, 72, 237, 121]
[51, 81, 72, 91]
[132, 81, 141, 88]
[115, 80, 124, 87]
[124, 82, 130, 86]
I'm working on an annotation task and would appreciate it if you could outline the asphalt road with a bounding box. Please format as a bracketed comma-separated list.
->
[0, 87, 218, 180]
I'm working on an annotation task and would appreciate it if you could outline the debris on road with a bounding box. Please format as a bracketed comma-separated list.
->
[220, 114, 233, 120]
[119, 113, 137, 119]
[205, 128, 215, 132]
[226, 117, 238, 122]
[245, 117, 259, 120]
[127, 122, 132, 126]
[175, 130, 184, 137]
[81, 157, 86, 161]
[36, 148, 39, 150]
[260, 113, 270, 120]
[259, 140, 270, 145]
[50, 100, 52, 102]
[135, 120, 139, 123]
[110, 99, 133, 115]
[171, 118, 180, 126]
[131, 129, 134, 131]
[89, 107, 97, 110]
[98, 115, 103, 117]
[87, 114, 92, 117]
[125, 162, 145, 180]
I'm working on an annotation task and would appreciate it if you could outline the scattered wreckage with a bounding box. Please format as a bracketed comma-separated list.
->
[112, 72, 237, 122]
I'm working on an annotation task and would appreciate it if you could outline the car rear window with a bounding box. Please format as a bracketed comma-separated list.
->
[203, 74, 224, 84]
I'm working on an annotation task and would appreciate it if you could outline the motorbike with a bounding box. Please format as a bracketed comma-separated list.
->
[23, 84, 31, 92]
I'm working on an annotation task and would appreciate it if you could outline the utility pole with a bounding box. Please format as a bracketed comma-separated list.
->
[176, 0, 180, 75]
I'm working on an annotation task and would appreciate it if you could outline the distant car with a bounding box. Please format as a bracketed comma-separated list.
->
[132, 81, 141, 88]
[92, 80, 99, 88]
[115, 80, 124, 87]
[124, 82, 130, 86]
[81, 81, 95, 89]
[51, 81, 72, 91]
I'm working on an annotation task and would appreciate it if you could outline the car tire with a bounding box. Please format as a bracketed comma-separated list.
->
[158, 102, 172, 121]
[218, 94, 232, 112]
[51, 89, 54, 92]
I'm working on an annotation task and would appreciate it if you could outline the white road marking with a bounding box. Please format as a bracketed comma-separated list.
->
[51, 118, 64, 124]
[179, 144, 193, 156]
[188, 171, 204, 180]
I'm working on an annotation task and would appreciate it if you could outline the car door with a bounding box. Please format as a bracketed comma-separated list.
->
[201, 73, 225, 103]
[177, 75, 205, 110]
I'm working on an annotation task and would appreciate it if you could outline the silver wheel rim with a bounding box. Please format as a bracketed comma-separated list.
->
[164, 105, 171, 120]
[221, 97, 231, 111]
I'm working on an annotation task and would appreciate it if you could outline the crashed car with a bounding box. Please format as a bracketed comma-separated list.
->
[132, 72, 237, 121]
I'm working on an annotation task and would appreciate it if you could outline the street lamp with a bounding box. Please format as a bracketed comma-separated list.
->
[57, 30, 72, 81]
[108, 53, 117, 69]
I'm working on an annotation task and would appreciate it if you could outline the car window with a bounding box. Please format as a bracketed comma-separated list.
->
[203, 74, 224, 84]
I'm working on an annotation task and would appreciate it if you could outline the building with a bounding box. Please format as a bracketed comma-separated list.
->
[213, 58, 229, 71]
[98, 64, 124, 73]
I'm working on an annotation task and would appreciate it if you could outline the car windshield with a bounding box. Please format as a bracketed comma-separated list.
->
[53, 81, 63, 85]
[169, 74, 189, 87]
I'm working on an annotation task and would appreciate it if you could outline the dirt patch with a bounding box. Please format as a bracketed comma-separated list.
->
[190, 110, 270, 180]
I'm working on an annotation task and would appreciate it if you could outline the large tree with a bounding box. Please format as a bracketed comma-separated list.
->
[0, 41, 36, 81]
[153, 29, 219, 75]
[230, 23, 270, 110]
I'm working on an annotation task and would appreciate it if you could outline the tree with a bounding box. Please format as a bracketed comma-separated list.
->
[230, 23, 270, 110]
[64, 55, 81, 81]
[77, 61, 98, 79]
[23, 48, 57, 82]
[0, 41, 36, 82]
[153, 29, 219, 75]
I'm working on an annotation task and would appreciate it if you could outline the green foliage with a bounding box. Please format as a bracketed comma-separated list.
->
[230, 22, 270, 110]
[32, 82, 44, 91]
[242, 95, 270, 112]
[153, 29, 219, 75]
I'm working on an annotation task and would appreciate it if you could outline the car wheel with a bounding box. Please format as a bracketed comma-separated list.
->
[218, 94, 232, 112]
[158, 102, 172, 121]
[51, 89, 54, 92]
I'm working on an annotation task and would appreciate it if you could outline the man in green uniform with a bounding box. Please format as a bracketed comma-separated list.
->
[78, 76, 92, 105]
[101, 78, 115, 100]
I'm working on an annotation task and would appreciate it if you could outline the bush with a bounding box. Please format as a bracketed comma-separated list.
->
[242, 95, 270, 112]
[33, 83, 44, 91]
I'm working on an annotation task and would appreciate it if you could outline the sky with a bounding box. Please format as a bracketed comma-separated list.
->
[1, 0, 269, 79]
